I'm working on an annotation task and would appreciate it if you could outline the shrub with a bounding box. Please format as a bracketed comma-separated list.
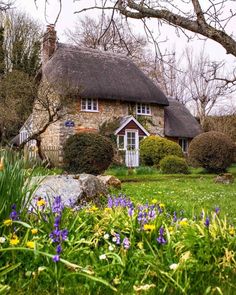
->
[160, 155, 189, 174]
[188, 131, 236, 173]
[63, 132, 114, 175]
[140, 136, 183, 166]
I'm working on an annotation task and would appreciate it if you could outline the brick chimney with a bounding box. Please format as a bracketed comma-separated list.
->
[42, 24, 57, 65]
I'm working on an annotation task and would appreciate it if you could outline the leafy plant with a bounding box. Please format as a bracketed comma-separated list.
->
[140, 136, 183, 166]
[160, 155, 189, 174]
[63, 133, 114, 175]
[189, 131, 236, 173]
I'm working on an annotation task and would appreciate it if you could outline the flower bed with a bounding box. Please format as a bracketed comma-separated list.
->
[0, 195, 235, 294]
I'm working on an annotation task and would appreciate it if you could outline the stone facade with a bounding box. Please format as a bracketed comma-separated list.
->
[35, 95, 165, 165]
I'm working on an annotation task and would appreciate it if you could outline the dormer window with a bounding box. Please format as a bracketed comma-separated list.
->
[136, 103, 151, 115]
[81, 98, 98, 112]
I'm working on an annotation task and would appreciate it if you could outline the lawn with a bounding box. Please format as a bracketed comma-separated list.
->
[109, 165, 236, 223]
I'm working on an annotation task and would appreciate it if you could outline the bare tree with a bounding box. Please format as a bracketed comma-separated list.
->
[183, 47, 227, 125]
[1, 10, 42, 75]
[70, 0, 236, 86]
[0, 1, 12, 12]
[66, 15, 147, 60]
[19, 81, 76, 163]
[141, 49, 189, 104]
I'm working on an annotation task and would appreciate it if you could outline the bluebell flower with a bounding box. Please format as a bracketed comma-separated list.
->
[56, 244, 62, 254]
[123, 237, 130, 249]
[173, 211, 177, 222]
[157, 226, 167, 245]
[10, 204, 18, 220]
[53, 255, 60, 263]
[204, 217, 210, 228]
[215, 207, 220, 215]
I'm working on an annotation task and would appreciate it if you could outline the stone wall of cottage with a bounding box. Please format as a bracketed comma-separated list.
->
[35, 96, 165, 165]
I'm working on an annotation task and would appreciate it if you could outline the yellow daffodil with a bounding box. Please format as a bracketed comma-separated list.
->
[10, 235, 20, 246]
[168, 226, 174, 234]
[31, 229, 38, 235]
[104, 207, 112, 213]
[0, 157, 4, 171]
[26, 241, 35, 249]
[3, 219, 12, 226]
[137, 242, 144, 250]
[151, 199, 158, 204]
[179, 218, 188, 227]
[159, 203, 165, 209]
[143, 224, 156, 231]
[36, 198, 46, 207]
[86, 206, 98, 213]
[229, 227, 235, 236]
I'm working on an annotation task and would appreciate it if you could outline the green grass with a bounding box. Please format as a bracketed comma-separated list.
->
[110, 165, 236, 222]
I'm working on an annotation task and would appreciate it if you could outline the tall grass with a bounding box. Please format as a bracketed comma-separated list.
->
[0, 149, 40, 221]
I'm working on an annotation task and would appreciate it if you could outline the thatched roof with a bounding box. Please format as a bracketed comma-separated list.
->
[43, 43, 169, 105]
[164, 98, 202, 138]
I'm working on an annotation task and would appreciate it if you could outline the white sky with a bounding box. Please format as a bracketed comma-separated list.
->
[15, 0, 236, 111]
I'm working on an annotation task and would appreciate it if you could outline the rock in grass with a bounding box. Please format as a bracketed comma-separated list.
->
[31, 174, 108, 207]
[97, 175, 121, 189]
[214, 173, 234, 184]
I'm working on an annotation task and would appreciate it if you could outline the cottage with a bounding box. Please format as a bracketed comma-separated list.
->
[20, 25, 201, 167]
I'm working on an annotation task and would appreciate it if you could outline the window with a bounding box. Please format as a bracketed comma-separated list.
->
[117, 135, 125, 150]
[136, 103, 151, 115]
[179, 138, 188, 153]
[81, 98, 98, 112]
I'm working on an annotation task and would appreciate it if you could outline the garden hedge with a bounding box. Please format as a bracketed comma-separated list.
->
[140, 135, 183, 166]
[63, 132, 114, 175]
[188, 131, 236, 173]
[160, 155, 189, 174]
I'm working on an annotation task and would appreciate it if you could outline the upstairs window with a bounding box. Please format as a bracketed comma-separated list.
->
[136, 103, 151, 115]
[81, 98, 98, 112]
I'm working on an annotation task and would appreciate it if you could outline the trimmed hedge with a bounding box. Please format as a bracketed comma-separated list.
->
[160, 155, 189, 174]
[63, 132, 114, 175]
[188, 131, 236, 173]
[140, 136, 183, 166]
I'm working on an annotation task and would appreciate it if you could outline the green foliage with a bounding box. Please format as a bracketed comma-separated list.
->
[0, 195, 236, 294]
[160, 155, 189, 174]
[0, 149, 41, 220]
[140, 135, 183, 166]
[189, 131, 236, 173]
[99, 118, 120, 143]
[63, 133, 114, 175]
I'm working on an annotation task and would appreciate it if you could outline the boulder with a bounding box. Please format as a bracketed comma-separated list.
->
[31, 174, 108, 207]
[214, 173, 234, 184]
[97, 175, 122, 189]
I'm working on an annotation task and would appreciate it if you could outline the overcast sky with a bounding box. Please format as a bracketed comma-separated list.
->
[15, 0, 236, 111]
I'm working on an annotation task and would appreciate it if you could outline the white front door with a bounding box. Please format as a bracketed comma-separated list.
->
[125, 130, 139, 167]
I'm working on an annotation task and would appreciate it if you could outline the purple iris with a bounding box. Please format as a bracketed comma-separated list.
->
[123, 237, 130, 249]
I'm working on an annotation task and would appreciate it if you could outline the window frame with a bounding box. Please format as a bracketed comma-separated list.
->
[117, 135, 125, 150]
[81, 98, 99, 112]
[136, 103, 151, 115]
[179, 138, 188, 153]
